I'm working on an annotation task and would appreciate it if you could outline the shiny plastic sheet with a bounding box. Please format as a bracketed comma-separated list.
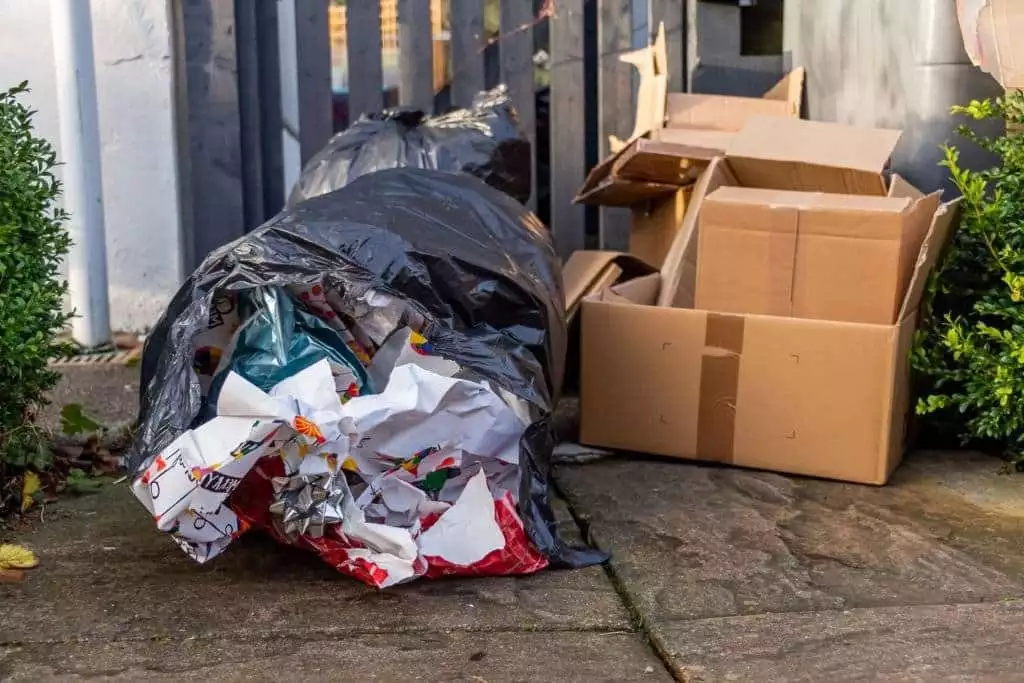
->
[288, 85, 532, 206]
[132, 168, 603, 577]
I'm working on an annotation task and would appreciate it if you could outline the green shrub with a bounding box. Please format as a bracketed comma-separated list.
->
[913, 93, 1024, 464]
[0, 82, 72, 472]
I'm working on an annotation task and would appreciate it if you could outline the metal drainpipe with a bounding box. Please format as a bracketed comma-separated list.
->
[50, 0, 111, 348]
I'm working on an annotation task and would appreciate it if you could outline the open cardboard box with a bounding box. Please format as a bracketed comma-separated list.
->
[573, 24, 805, 208]
[576, 117, 961, 485]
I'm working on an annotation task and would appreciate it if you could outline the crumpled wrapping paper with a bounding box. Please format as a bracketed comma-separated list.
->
[133, 325, 548, 588]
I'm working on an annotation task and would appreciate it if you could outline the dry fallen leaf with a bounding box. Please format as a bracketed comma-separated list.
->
[20, 471, 41, 513]
[0, 569, 25, 583]
[0, 544, 40, 570]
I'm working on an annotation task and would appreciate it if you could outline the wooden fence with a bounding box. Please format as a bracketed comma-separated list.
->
[334, 0, 688, 258]
[174, 1, 786, 270]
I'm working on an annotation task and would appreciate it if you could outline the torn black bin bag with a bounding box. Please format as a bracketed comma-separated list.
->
[133, 168, 604, 570]
[288, 85, 532, 207]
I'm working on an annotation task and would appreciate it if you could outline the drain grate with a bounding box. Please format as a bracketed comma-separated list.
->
[50, 349, 137, 367]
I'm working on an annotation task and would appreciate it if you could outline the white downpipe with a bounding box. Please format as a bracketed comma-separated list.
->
[50, 0, 110, 347]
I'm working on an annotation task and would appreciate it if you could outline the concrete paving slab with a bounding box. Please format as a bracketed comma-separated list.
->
[0, 631, 671, 682]
[654, 602, 1024, 682]
[555, 451, 1024, 624]
[38, 365, 140, 431]
[2, 485, 629, 644]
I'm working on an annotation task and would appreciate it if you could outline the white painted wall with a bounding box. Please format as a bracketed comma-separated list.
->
[0, 0, 184, 333]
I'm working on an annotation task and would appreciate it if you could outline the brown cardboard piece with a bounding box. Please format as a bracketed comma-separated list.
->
[726, 116, 902, 195]
[658, 118, 906, 308]
[578, 117, 962, 485]
[695, 187, 941, 324]
[576, 30, 804, 208]
[665, 67, 804, 130]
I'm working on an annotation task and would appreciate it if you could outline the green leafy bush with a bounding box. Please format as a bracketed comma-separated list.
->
[0, 82, 72, 472]
[913, 93, 1024, 464]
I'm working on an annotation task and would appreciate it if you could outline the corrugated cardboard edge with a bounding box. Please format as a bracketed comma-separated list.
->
[656, 157, 736, 308]
[897, 197, 963, 320]
[609, 22, 668, 153]
[725, 117, 903, 196]
[763, 66, 806, 116]
[563, 251, 656, 321]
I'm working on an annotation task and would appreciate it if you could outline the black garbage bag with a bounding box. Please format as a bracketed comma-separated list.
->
[131, 168, 603, 586]
[289, 85, 532, 207]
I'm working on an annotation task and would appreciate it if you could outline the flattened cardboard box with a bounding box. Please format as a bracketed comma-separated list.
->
[579, 119, 960, 485]
[696, 187, 940, 325]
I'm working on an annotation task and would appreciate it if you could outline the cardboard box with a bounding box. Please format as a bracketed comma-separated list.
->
[659, 116, 910, 308]
[574, 23, 804, 208]
[695, 187, 940, 324]
[562, 251, 653, 394]
[577, 120, 961, 485]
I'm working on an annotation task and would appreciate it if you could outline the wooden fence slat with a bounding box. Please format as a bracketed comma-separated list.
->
[451, 0, 486, 108]
[549, 0, 587, 257]
[255, 0, 284, 218]
[597, 0, 634, 251]
[235, 0, 266, 229]
[651, 0, 686, 92]
[347, 0, 384, 119]
[500, 0, 537, 211]
[174, 0, 245, 269]
[295, 0, 332, 164]
[398, 0, 435, 112]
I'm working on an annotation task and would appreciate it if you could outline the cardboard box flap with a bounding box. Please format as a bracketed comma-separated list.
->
[888, 173, 924, 200]
[763, 66, 806, 110]
[898, 197, 963, 320]
[657, 157, 738, 308]
[665, 68, 804, 131]
[609, 22, 668, 152]
[726, 117, 903, 195]
[575, 138, 706, 207]
[611, 139, 710, 184]
[705, 186, 915, 217]
[653, 128, 736, 157]
[563, 251, 655, 320]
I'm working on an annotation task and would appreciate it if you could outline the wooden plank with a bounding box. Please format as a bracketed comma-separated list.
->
[235, 0, 265, 229]
[549, 0, 587, 257]
[450, 0, 485, 108]
[295, 0, 332, 164]
[597, 0, 634, 251]
[255, 0, 284, 218]
[397, 0, 434, 112]
[651, 0, 685, 92]
[173, 0, 245, 269]
[500, 0, 537, 211]
[346, 0, 384, 120]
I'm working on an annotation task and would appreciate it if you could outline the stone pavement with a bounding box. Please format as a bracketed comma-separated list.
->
[4, 366, 1024, 681]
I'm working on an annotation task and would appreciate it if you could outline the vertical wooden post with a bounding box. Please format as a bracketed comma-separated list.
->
[255, 0, 284, 217]
[173, 0, 245, 268]
[347, 0, 385, 119]
[451, 0, 485, 108]
[295, 0, 332, 164]
[597, 0, 634, 251]
[398, 0, 435, 112]
[235, 0, 265, 229]
[501, 0, 537, 210]
[549, 0, 587, 257]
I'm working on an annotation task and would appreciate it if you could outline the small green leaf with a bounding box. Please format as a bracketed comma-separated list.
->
[59, 403, 102, 436]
